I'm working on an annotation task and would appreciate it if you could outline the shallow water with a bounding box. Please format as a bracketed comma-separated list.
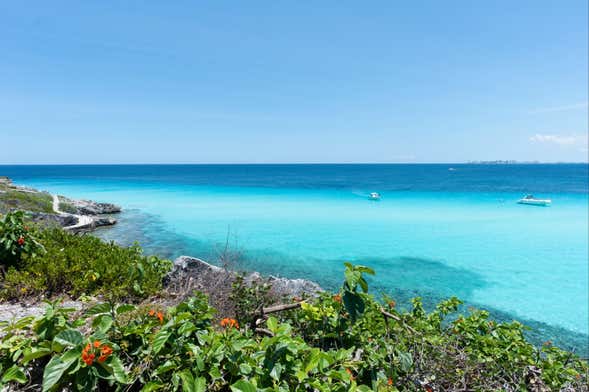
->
[2, 164, 587, 352]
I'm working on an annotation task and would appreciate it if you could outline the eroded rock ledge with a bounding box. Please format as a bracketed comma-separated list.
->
[166, 256, 323, 299]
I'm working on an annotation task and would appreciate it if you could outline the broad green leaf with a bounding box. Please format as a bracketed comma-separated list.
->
[42, 349, 80, 391]
[266, 317, 278, 333]
[54, 329, 83, 347]
[141, 382, 164, 392]
[342, 291, 365, 323]
[230, 379, 257, 392]
[398, 351, 413, 372]
[1, 365, 27, 384]
[109, 356, 128, 384]
[115, 304, 136, 314]
[92, 315, 113, 333]
[152, 330, 171, 354]
[84, 303, 112, 316]
[239, 363, 252, 375]
[178, 369, 195, 392]
[22, 347, 52, 364]
[194, 377, 206, 392]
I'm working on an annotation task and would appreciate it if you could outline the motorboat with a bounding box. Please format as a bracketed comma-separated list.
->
[369, 192, 381, 201]
[517, 195, 551, 206]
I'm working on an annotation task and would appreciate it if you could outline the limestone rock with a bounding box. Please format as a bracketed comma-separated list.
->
[167, 256, 323, 298]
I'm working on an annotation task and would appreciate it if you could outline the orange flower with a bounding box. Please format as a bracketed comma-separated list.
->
[81, 344, 95, 366]
[93, 340, 101, 348]
[333, 294, 342, 303]
[387, 377, 393, 386]
[82, 353, 95, 365]
[100, 345, 113, 356]
[97, 344, 113, 363]
[220, 318, 239, 329]
[17, 237, 25, 246]
[157, 311, 164, 324]
[148, 309, 155, 317]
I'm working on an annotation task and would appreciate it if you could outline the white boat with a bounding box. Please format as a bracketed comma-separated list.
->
[369, 192, 381, 200]
[517, 195, 551, 206]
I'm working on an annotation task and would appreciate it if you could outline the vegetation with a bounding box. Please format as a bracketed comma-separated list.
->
[0, 212, 172, 301]
[0, 211, 44, 269]
[0, 189, 53, 214]
[58, 201, 78, 214]
[0, 211, 587, 391]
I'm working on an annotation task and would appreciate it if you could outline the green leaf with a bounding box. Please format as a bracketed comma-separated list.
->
[342, 291, 365, 323]
[54, 329, 83, 347]
[179, 370, 205, 392]
[92, 314, 114, 333]
[42, 349, 80, 391]
[141, 382, 164, 392]
[239, 363, 252, 375]
[84, 303, 112, 316]
[1, 365, 27, 384]
[398, 351, 413, 372]
[108, 356, 128, 384]
[152, 330, 171, 354]
[266, 317, 278, 333]
[194, 377, 206, 392]
[115, 304, 136, 314]
[230, 379, 257, 392]
[22, 347, 52, 364]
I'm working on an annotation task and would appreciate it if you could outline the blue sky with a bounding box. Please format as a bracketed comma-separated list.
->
[0, 1, 587, 163]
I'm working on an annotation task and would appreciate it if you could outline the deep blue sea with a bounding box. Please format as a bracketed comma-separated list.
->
[2, 164, 588, 353]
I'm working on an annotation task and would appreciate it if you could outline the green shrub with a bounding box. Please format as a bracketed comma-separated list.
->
[58, 201, 78, 214]
[0, 210, 44, 269]
[1, 228, 172, 301]
[0, 265, 586, 391]
[230, 274, 272, 327]
[0, 190, 53, 214]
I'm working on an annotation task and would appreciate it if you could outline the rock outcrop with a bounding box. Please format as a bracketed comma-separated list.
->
[0, 176, 120, 232]
[60, 196, 121, 215]
[166, 256, 323, 299]
[29, 212, 78, 227]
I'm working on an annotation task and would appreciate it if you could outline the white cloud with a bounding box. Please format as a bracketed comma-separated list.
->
[528, 102, 588, 114]
[530, 133, 588, 150]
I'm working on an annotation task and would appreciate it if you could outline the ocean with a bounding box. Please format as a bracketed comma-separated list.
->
[1, 164, 587, 353]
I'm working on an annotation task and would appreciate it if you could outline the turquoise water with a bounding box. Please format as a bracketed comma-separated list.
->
[2, 164, 587, 352]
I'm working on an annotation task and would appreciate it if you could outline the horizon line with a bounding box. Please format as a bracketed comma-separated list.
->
[1, 161, 588, 166]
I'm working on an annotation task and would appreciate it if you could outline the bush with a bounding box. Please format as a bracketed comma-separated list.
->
[0, 190, 53, 214]
[0, 265, 586, 391]
[1, 227, 172, 301]
[0, 211, 44, 269]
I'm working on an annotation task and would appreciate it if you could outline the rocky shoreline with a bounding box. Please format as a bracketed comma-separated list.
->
[0, 176, 121, 233]
[0, 177, 323, 320]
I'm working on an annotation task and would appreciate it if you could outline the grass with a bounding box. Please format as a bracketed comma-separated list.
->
[0, 190, 53, 214]
[58, 201, 78, 214]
